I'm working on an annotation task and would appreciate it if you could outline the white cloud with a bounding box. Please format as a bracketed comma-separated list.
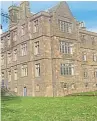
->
[88, 28, 97, 33]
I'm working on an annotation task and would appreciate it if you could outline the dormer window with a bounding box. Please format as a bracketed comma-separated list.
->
[80, 34, 86, 43]
[33, 20, 38, 33]
[13, 30, 17, 41]
[59, 20, 72, 33]
[91, 36, 95, 45]
[1, 37, 4, 49]
[7, 34, 10, 46]
[21, 24, 25, 36]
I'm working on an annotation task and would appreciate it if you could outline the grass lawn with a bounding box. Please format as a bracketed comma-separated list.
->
[1, 92, 97, 121]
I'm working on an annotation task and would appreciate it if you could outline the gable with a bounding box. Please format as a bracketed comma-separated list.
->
[49, 2, 74, 19]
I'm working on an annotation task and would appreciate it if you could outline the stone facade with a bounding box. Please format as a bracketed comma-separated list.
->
[1, 1, 97, 97]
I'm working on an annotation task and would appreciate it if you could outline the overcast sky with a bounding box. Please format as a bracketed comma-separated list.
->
[1, 1, 97, 32]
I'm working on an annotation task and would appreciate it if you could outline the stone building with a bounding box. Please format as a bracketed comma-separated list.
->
[1, 1, 97, 97]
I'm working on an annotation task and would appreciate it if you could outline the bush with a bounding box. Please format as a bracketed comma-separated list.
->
[1, 87, 16, 97]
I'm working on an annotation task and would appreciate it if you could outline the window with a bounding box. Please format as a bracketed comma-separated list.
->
[33, 20, 38, 33]
[1, 54, 4, 65]
[61, 82, 67, 89]
[7, 34, 10, 46]
[63, 83, 67, 89]
[28, 22, 31, 31]
[8, 70, 11, 82]
[96, 84, 97, 87]
[80, 34, 86, 43]
[14, 87, 17, 93]
[36, 84, 40, 91]
[7, 52, 11, 64]
[81, 34, 85, 39]
[28, 22, 31, 38]
[13, 49, 17, 61]
[94, 69, 97, 78]
[1, 38, 4, 50]
[21, 24, 25, 35]
[85, 83, 88, 88]
[61, 63, 74, 76]
[21, 64, 28, 77]
[35, 63, 40, 77]
[91, 36, 95, 45]
[21, 43, 27, 56]
[2, 72, 4, 80]
[83, 70, 88, 78]
[14, 68, 17, 80]
[13, 30, 17, 41]
[59, 20, 72, 33]
[34, 41, 39, 55]
[93, 54, 97, 62]
[60, 41, 73, 54]
[71, 83, 75, 89]
[82, 53, 87, 61]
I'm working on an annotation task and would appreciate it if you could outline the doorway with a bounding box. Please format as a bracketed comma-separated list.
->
[23, 87, 27, 96]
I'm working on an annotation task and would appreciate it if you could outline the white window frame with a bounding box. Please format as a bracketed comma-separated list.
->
[60, 41, 73, 54]
[61, 63, 74, 76]
[1, 38, 4, 50]
[1, 72, 4, 80]
[1, 54, 4, 65]
[8, 70, 11, 82]
[21, 43, 27, 56]
[83, 70, 88, 78]
[35, 63, 40, 77]
[14, 68, 18, 80]
[7, 34, 10, 46]
[7, 51, 11, 64]
[14, 87, 18, 93]
[33, 20, 38, 33]
[34, 41, 39, 55]
[13, 30, 17, 41]
[94, 69, 97, 78]
[21, 64, 28, 77]
[13, 49, 17, 61]
[59, 20, 72, 33]
[83, 53, 87, 61]
[93, 53, 97, 62]
[21, 24, 25, 36]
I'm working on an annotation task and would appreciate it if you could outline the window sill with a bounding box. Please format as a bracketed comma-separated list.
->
[60, 30, 72, 34]
[61, 75, 74, 77]
[20, 55, 27, 57]
[35, 76, 40, 78]
[33, 31, 38, 34]
[14, 79, 18, 81]
[21, 34, 25, 37]
[21, 75, 28, 78]
[13, 60, 17, 62]
[34, 53, 40, 56]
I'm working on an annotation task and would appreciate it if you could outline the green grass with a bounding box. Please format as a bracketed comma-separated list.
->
[70, 90, 97, 96]
[1, 92, 97, 121]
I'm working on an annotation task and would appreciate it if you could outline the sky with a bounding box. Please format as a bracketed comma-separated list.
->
[0, 1, 97, 32]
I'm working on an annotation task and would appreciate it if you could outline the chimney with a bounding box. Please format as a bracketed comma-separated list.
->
[8, 5, 19, 27]
[19, 1, 30, 20]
